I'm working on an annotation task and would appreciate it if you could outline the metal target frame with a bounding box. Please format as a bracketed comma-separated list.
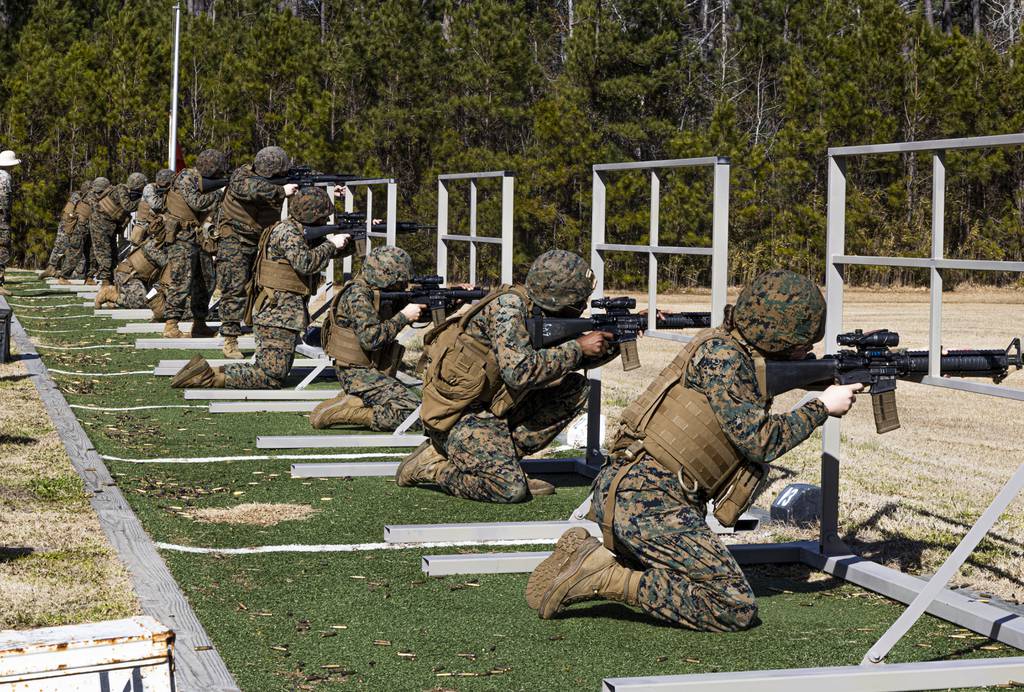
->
[600, 133, 1024, 691]
[259, 170, 517, 472]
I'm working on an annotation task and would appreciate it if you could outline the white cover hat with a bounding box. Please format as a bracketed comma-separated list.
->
[0, 150, 21, 166]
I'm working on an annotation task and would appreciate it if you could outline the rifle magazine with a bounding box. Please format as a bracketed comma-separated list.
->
[871, 389, 900, 433]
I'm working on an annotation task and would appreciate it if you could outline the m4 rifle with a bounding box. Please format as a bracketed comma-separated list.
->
[200, 166, 363, 194]
[526, 296, 712, 371]
[765, 329, 1023, 433]
[379, 275, 487, 327]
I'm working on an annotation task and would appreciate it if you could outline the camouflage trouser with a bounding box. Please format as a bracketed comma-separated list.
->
[0, 222, 9, 281]
[223, 325, 296, 389]
[48, 224, 70, 269]
[215, 234, 258, 337]
[114, 270, 148, 308]
[90, 215, 120, 282]
[335, 366, 420, 431]
[591, 458, 758, 632]
[163, 238, 212, 322]
[60, 224, 91, 279]
[426, 372, 589, 503]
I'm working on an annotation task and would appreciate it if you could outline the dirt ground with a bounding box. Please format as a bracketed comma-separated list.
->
[0, 353, 138, 628]
[597, 287, 1024, 602]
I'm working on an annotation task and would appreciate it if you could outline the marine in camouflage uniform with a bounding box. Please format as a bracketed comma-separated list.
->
[43, 190, 81, 278]
[0, 152, 17, 295]
[113, 170, 174, 309]
[308, 247, 421, 432]
[215, 146, 292, 358]
[91, 172, 146, 306]
[170, 187, 352, 390]
[161, 149, 228, 338]
[397, 250, 618, 504]
[60, 178, 107, 283]
[527, 270, 848, 632]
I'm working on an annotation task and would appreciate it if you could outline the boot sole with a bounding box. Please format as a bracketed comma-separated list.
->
[537, 533, 604, 619]
[170, 355, 206, 388]
[525, 527, 591, 611]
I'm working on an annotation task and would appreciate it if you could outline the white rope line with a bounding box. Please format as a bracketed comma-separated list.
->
[8, 302, 86, 309]
[101, 452, 407, 464]
[48, 369, 152, 376]
[34, 343, 133, 350]
[156, 538, 550, 555]
[71, 404, 206, 411]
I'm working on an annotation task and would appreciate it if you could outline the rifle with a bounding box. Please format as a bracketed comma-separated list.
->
[527, 296, 712, 371]
[302, 220, 435, 245]
[379, 275, 487, 326]
[200, 166, 362, 194]
[765, 329, 1023, 433]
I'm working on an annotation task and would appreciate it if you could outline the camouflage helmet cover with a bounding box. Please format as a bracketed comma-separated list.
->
[155, 168, 175, 188]
[525, 249, 596, 313]
[126, 172, 147, 191]
[79, 180, 91, 194]
[363, 247, 413, 289]
[288, 186, 334, 226]
[195, 148, 229, 178]
[92, 177, 111, 193]
[732, 269, 826, 355]
[253, 146, 291, 177]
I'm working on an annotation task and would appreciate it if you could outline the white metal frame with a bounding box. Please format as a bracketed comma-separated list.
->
[340, 177, 399, 280]
[262, 170, 516, 466]
[597, 133, 1024, 691]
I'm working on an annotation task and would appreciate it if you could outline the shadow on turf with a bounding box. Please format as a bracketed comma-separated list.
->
[0, 547, 34, 563]
[0, 434, 37, 446]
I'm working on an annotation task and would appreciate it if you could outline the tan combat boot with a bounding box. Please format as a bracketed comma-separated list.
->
[40, 266, 54, 279]
[163, 320, 185, 338]
[309, 395, 368, 429]
[170, 355, 226, 388]
[83, 277, 97, 286]
[57, 277, 70, 285]
[0, 285, 10, 297]
[93, 282, 117, 308]
[527, 476, 556, 497]
[222, 336, 244, 359]
[534, 529, 642, 619]
[190, 320, 217, 338]
[395, 440, 449, 487]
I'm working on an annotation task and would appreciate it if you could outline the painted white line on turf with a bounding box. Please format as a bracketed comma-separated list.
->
[48, 369, 152, 376]
[8, 302, 86, 308]
[34, 343, 133, 350]
[100, 452, 408, 464]
[30, 328, 117, 333]
[156, 538, 550, 555]
[16, 314, 94, 320]
[71, 404, 207, 412]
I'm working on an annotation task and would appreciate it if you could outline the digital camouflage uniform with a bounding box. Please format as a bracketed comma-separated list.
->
[216, 153, 288, 338]
[0, 169, 13, 285]
[162, 163, 224, 323]
[424, 250, 613, 504]
[61, 180, 105, 280]
[324, 248, 420, 431]
[221, 192, 345, 389]
[115, 181, 170, 309]
[47, 191, 81, 272]
[90, 174, 145, 283]
[534, 270, 832, 631]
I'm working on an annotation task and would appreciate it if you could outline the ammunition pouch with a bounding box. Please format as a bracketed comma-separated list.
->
[163, 188, 200, 244]
[116, 248, 159, 283]
[419, 286, 528, 433]
[75, 200, 93, 223]
[97, 190, 127, 223]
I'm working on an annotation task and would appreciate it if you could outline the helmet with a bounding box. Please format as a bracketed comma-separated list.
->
[525, 249, 595, 313]
[253, 146, 291, 177]
[92, 177, 111, 193]
[155, 168, 175, 188]
[195, 148, 229, 177]
[126, 172, 147, 191]
[288, 186, 334, 225]
[79, 180, 91, 195]
[732, 269, 826, 355]
[363, 247, 413, 289]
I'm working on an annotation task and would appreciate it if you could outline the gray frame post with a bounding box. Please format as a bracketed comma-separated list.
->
[342, 178, 399, 280]
[436, 170, 514, 285]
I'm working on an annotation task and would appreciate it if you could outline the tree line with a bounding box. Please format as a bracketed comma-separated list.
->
[2, 0, 1024, 289]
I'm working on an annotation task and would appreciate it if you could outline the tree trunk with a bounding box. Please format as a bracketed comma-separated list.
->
[923, 0, 934, 25]
[972, 0, 981, 35]
[942, 0, 952, 34]
[320, 0, 326, 43]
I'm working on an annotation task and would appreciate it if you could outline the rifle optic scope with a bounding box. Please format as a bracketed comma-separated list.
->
[411, 275, 443, 285]
[592, 297, 636, 310]
[838, 329, 900, 348]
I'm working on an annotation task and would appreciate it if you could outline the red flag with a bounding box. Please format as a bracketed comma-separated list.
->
[175, 143, 187, 172]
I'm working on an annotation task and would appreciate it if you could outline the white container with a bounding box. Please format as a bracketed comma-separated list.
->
[0, 617, 174, 691]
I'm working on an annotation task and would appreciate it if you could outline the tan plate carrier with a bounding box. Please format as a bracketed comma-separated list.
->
[320, 280, 404, 377]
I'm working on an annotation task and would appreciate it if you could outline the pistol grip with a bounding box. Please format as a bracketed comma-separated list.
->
[871, 389, 900, 434]
[620, 340, 640, 372]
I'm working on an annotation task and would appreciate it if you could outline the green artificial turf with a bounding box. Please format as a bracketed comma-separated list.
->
[7, 276, 1018, 691]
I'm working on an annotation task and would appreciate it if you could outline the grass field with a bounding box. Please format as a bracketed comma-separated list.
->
[3, 272, 1022, 690]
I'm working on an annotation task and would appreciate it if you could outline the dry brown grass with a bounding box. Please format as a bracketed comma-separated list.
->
[599, 287, 1024, 602]
[186, 502, 318, 526]
[0, 355, 138, 628]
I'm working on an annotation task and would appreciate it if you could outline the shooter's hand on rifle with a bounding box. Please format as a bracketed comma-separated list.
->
[332, 184, 349, 198]
[401, 303, 428, 322]
[326, 233, 351, 249]
[819, 383, 863, 417]
[283, 183, 298, 197]
[576, 331, 614, 357]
